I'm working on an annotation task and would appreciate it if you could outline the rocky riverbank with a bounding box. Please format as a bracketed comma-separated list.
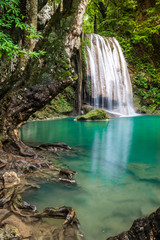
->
[0, 145, 84, 240]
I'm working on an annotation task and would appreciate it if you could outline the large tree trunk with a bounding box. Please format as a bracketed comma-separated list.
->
[0, 0, 88, 155]
[25, 0, 38, 51]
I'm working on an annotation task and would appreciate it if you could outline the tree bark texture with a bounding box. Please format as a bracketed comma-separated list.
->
[25, 0, 38, 51]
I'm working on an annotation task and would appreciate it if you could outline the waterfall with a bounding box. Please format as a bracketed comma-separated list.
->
[85, 34, 135, 116]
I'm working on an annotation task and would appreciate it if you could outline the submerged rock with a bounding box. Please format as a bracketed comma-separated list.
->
[76, 109, 109, 121]
[128, 163, 160, 182]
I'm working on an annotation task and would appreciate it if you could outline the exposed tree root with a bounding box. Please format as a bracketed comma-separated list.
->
[0, 185, 84, 240]
[35, 142, 72, 151]
[0, 147, 76, 184]
[2, 122, 36, 157]
[0, 146, 83, 240]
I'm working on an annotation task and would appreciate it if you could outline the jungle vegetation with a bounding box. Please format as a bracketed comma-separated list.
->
[83, 0, 160, 113]
[0, 0, 160, 155]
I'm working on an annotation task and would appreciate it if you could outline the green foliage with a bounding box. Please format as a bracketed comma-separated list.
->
[135, 74, 148, 89]
[83, 0, 105, 33]
[133, 64, 160, 109]
[30, 86, 75, 119]
[0, 0, 43, 59]
[83, 0, 160, 57]
[52, 0, 61, 3]
[81, 36, 90, 63]
[83, 15, 94, 33]
[51, 88, 75, 114]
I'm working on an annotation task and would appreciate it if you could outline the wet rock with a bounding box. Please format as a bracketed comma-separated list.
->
[82, 104, 94, 114]
[107, 207, 160, 240]
[59, 178, 76, 184]
[3, 172, 20, 188]
[76, 109, 109, 121]
[106, 112, 120, 118]
[36, 142, 71, 151]
[59, 169, 76, 180]
[21, 201, 37, 212]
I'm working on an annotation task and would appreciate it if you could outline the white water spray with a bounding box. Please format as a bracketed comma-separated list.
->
[86, 34, 135, 116]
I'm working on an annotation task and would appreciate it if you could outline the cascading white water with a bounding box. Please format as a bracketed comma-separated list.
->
[86, 34, 135, 116]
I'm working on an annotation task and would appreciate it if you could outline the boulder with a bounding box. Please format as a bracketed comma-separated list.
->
[3, 171, 20, 188]
[76, 109, 109, 121]
[82, 104, 94, 114]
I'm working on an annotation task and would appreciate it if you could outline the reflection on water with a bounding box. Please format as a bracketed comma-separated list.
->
[21, 116, 160, 240]
[91, 119, 133, 180]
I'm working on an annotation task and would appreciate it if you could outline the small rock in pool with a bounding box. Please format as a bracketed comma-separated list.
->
[75, 109, 109, 121]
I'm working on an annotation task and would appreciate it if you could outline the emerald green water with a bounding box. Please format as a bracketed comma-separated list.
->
[21, 116, 160, 239]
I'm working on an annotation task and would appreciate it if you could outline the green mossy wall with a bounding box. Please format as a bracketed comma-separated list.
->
[30, 86, 76, 120]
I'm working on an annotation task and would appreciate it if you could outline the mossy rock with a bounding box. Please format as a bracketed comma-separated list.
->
[76, 109, 109, 121]
[0, 225, 21, 239]
[30, 86, 75, 120]
[82, 104, 94, 114]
